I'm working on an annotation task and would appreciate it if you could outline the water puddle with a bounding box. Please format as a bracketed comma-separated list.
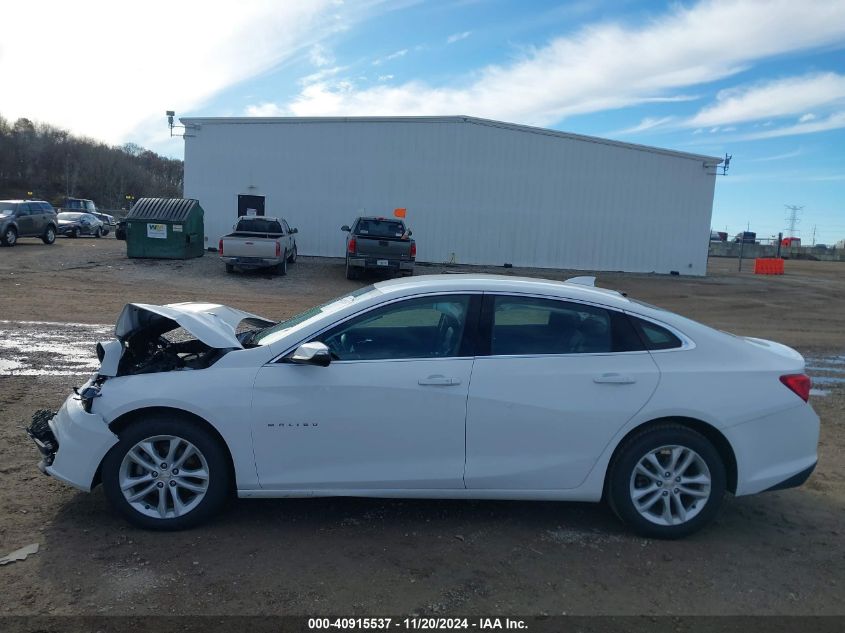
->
[0, 320, 112, 377]
[805, 353, 845, 392]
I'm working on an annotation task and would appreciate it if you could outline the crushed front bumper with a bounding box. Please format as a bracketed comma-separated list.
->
[26, 395, 119, 491]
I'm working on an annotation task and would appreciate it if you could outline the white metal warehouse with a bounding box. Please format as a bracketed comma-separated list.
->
[181, 116, 722, 275]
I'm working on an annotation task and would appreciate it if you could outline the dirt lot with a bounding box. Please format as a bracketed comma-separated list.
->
[0, 237, 843, 616]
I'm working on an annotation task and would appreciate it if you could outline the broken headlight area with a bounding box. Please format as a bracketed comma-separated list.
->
[75, 377, 105, 412]
[116, 326, 231, 376]
[27, 409, 58, 470]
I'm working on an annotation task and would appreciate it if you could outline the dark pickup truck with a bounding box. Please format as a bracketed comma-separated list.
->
[342, 216, 415, 280]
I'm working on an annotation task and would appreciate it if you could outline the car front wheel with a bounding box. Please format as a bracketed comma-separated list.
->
[102, 415, 231, 530]
[607, 424, 726, 539]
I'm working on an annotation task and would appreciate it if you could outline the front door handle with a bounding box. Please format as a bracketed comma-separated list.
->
[593, 373, 636, 384]
[418, 374, 461, 386]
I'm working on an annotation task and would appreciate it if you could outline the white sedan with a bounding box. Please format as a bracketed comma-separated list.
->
[28, 275, 819, 538]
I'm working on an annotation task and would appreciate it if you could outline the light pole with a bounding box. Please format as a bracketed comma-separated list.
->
[125, 194, 135, 210]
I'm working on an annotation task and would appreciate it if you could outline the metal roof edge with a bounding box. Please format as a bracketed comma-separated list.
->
[179, 115, 723, 164]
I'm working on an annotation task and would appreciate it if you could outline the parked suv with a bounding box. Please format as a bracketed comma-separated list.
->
[0, 200, 58, 246]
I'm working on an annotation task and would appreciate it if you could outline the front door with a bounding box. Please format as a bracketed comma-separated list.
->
[251, 294, 480, 490]
[17, 204, 36, 236]
[465, 294, 660, 490]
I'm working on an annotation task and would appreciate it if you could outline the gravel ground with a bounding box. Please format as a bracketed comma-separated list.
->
[0, 237, 843, 616]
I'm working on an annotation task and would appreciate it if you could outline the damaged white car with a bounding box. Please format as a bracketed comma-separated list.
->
[28, 276, 819, 538]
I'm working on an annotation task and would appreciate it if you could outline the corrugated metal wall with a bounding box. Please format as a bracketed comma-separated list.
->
[183, 118, 718, 275]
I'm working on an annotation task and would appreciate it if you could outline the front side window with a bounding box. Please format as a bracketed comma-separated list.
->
[318, 295, 472, 361]
[490, 296, 624, 355]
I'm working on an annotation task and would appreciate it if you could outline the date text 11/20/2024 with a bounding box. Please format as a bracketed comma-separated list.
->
[308, 618, 528, 630]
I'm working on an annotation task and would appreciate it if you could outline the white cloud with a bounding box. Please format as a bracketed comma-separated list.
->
[739, 111, 845, 140]
[614, 116, 676, 135]
[0, 0, 348, 145]
[447, 31, 472, 44]
[799, 113, 817, 123]
[687, 72, 845, 127]
[378, 74, 395, 82]
[372, 48, 409, 65]
[270, 0, 845, 124]
[748, 149, 803, 162]
[309, 43, 335, 67]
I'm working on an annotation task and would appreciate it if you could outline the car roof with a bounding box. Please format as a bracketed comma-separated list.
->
[356, 216, 405, 222]
[372, 274, 632, 308]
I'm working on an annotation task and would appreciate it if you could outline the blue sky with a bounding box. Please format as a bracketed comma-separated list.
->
[2, 0, 844, 243]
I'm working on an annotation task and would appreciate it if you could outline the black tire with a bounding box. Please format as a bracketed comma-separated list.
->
[101, 414, 231, 530]
[1, 226, 17, 246]
[42, 225, 56, 244]
[276, 255, 287, 276]
[345, 257, 359, 280]
[287, 245, 297, 264]
[72, 227, 80, 239]
[225, 263, 234, 274]
[94, 227, 102, 238]
[607, 423, 726, 539]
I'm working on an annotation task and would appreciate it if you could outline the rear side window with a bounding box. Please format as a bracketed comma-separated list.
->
[489, 296, 614, 355]
[629, 316, 684, 350]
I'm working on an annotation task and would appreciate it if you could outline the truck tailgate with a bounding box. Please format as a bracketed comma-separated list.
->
[356, 237, 412, 259]
[221, 236, 278, 258]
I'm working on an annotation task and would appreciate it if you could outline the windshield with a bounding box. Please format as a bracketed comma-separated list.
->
[237, 218, 282, 233]
[58, 212, 83, 220]
[251, 285, 378, 346]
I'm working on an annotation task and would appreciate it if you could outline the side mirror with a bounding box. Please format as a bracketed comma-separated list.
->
[341, 225, 350, 232]
[408, 230, 412, 236]
[291, 228, 298, 234]
[287, 341, 331, 367]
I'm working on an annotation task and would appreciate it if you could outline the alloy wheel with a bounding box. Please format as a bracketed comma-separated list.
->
[629, 444, 711, 526]
[118, 435, 210, 519]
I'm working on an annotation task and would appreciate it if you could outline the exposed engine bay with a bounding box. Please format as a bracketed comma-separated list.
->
[95, 302, 277, 377]
[116, 327, 231, 375]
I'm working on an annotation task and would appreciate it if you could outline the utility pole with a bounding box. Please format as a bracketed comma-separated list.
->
[812, 225, 817, 246]
[784, 204, 803, 237]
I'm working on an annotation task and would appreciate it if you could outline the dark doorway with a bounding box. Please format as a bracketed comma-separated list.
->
[237, 194, 265, 217]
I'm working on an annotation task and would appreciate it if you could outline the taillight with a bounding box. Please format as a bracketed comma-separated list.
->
[780, 374, 811, 402]
[218, 239, 223, 255]
[410, 242, 416, 258]
[347, 238, 356, 254]
[275, 241, 281, 257]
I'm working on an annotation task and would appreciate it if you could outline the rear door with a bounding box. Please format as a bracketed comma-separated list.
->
[464, 294, 660, 490]
[355, 219, 409, 260]
[17, 204, 35, 235]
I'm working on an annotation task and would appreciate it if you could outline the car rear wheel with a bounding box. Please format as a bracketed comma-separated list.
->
[345, 257, 359, 280]
[607, 424, 725, 539]
[287, 245, 297, 263]
[72, 228, 80, 238]
[102, 415, 230, 530]
[42, 226, 56, 244]
[2, 226, 17, 246]
[94, 227, 102, 238]
[276, 255, 287, 276]
[225, 264, 234, 274]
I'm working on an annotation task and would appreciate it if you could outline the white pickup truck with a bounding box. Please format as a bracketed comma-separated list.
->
[218, 216, 298, 275]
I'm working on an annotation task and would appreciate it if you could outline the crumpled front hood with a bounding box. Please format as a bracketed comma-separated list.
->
[115, 302, 275, 349]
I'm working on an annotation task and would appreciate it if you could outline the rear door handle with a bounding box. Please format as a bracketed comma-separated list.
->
[418, 374, 462, 386]
[593, 373, 636, 384]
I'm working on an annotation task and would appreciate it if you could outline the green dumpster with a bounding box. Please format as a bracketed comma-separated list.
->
[125, 198, 205, 259]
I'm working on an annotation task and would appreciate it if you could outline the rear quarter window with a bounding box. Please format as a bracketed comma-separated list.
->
[629, 316, 684, 350]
